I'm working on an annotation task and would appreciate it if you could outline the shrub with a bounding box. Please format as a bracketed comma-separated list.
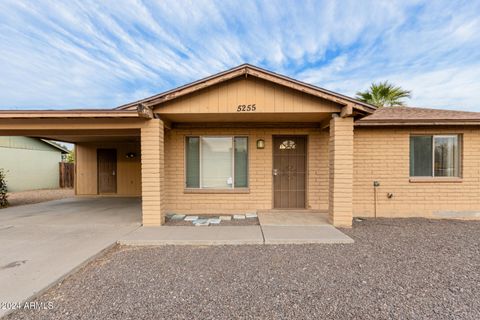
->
[0, 168, 8, 208]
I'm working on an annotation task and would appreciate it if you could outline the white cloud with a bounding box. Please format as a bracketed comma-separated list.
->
[0, 0, 479, 110]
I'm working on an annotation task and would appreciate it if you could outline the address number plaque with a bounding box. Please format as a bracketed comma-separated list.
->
[236, 104, 256, 112]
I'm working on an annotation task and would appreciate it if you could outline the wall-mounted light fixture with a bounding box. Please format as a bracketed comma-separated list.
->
[125, 152, 137, 159]
[256, 139, 265, 149]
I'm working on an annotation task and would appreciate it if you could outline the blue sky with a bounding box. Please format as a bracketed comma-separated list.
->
[1, 0, 479, 111]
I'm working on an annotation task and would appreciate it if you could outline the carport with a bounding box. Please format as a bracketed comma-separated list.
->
[0, 109, 147, 201]
[0, 109, 152, 317]
[0, 108, 169, 228]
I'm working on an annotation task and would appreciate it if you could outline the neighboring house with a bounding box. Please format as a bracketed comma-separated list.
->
[0, 64, 479, 226]
[0, 136, 69, 192]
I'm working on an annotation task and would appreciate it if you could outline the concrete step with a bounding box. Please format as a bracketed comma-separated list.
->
[118, 226, 263, 245]
[262, 225, 353, 244]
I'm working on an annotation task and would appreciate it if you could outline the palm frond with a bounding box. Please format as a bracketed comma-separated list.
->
[355, 81, 411, 107]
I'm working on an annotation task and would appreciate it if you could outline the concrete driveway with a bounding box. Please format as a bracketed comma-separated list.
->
[0, 197, 140, 318]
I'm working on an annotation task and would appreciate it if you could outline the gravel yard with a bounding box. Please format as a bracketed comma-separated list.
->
[5, 189, 74, 207]
[8, 218, 480, 320]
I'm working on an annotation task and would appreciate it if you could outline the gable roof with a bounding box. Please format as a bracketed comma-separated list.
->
[356, 106, 480, 126]
[115, 64, 377, 114]
[40, 139, 70, 153]
[0, 136, 70, 153]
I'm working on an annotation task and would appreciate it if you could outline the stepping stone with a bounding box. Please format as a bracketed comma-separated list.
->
[219, 215, 232, 221]
[184, 216, 199, 221]
[245, 213, 258, 218]
[208, 218, 221, 224]
[193, 219, 209, 226]
[233, 214, 246, 220]
[170, 214, 186, 220]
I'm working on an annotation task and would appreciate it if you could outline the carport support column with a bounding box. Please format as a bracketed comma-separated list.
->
[328, 115, 354, 227]
[141, 119, 165, 226]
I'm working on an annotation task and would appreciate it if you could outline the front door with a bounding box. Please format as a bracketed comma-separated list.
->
[273, 136, 307, 208]
[97, 149, 117, 194]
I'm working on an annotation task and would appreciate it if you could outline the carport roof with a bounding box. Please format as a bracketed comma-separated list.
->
[0, 110, 144, 143]
[0, 109, 140, 119]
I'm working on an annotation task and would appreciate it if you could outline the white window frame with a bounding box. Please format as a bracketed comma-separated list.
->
[185, 135, 249, 189]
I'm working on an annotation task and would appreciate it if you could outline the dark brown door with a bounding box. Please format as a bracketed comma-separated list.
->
[273, 136, 307, 208]
[97, 149, 117, 194]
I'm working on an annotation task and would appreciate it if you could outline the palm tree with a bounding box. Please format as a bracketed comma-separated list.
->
[356, 81, 411, 107]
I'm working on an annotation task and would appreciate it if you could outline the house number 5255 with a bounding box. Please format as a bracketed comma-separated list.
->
[237, 104, 256, 112]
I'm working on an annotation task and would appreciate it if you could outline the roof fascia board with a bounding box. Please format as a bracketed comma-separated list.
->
[355, 120, 480, 126]
[0, 110, 140, 119]
[244, 67, 375, 113]
[40, 139, 70, 153]
[143, 68, 247, 107]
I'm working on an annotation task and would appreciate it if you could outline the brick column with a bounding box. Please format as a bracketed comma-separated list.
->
[328, 115, 354, 227]
[141, 119, 165, 226]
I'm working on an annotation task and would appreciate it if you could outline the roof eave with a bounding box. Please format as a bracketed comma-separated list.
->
[40, 139, 70, 153]
[0, 110, 141, 119]
[356, 120, 480, 126]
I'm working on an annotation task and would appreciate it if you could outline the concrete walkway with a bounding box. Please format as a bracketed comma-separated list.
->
[0, 197, 141, 318]
[119, 226, 263, 245]
[259, 210, 353, 244]
[120, 211, 353, 245]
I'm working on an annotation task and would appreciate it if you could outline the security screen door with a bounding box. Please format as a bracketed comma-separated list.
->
[273, 136, 307, 208]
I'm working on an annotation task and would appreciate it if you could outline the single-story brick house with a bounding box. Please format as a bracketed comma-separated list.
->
[0, 64, 478, 227]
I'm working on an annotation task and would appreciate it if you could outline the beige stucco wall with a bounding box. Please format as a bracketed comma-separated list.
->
[163, 127, 329, 214]
[353, 126, 480, 219]
[75, 142, 141, 196]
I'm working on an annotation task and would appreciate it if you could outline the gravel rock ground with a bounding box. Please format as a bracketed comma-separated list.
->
[6, 189, 74, 207]
[7, 218, 480, 320]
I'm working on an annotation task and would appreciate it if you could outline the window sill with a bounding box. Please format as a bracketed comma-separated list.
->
[409, 177, 463, 183]
[184, 188, 250, 194]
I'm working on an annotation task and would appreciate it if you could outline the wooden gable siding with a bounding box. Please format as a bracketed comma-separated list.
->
[154, 77, 341, 115]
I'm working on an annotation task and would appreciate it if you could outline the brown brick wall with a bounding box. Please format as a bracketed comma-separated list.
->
[328, 116, 354, 227]
[163, 127, 329, 214]
[141, 119, 165, 226]
[354, 126, 480, 218]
